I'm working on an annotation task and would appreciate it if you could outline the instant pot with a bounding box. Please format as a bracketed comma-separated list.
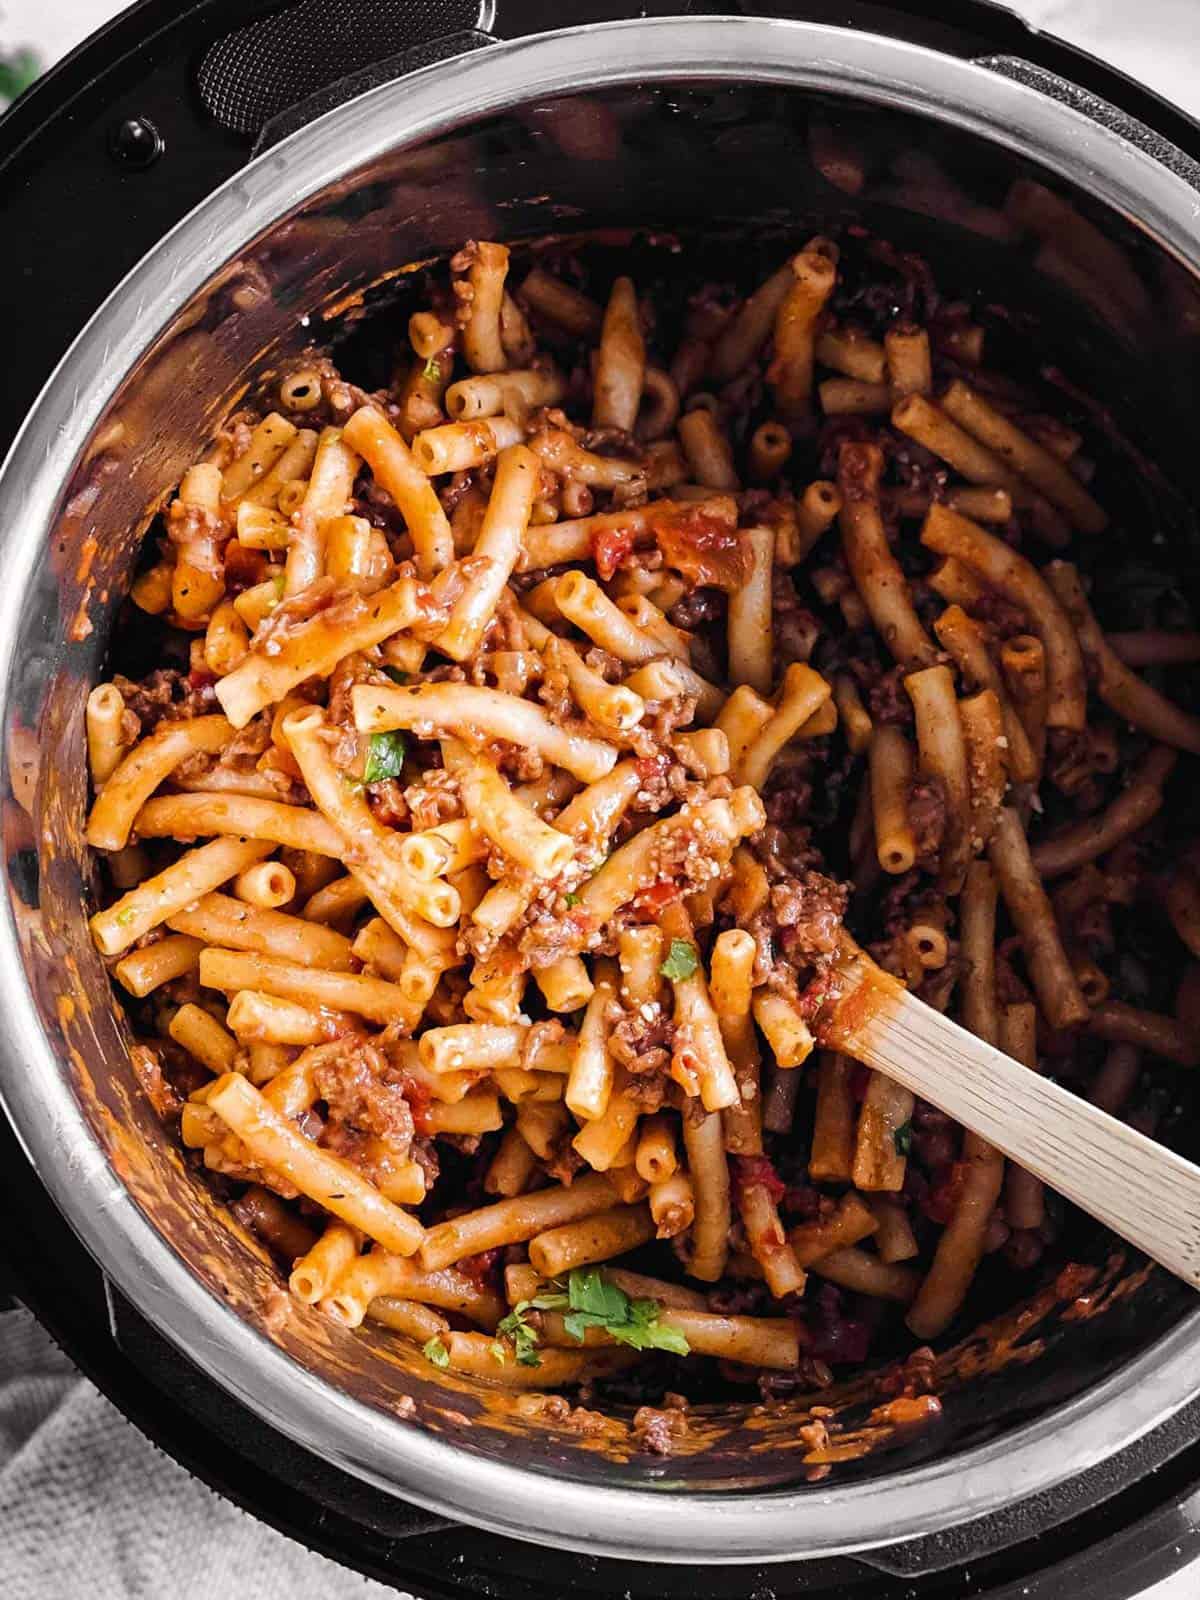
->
[3, 2, 1200, 1594]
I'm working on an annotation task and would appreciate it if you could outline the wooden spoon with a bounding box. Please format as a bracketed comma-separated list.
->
[815, 938, 1200, 1291]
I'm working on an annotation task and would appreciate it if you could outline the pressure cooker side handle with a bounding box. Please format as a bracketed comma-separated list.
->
[976, 55, 1200, 194]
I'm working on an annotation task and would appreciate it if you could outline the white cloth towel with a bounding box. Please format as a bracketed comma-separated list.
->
[0, 1309, 403, 1598]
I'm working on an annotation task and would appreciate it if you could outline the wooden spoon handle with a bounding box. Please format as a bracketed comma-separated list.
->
[818, 941, 1200, 1290]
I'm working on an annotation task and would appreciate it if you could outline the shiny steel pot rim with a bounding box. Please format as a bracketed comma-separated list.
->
[2, 16, 1200, 1564]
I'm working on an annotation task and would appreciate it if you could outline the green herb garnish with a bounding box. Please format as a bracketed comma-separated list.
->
[561, 1268, 690, 1356]
[495, 1271, 690, 1364]
[423, 1336, 450, 1368]
[495, 1285, 569, 1368]
[115, 907, 137, 927]
[893, 1121, 913, 1157]
[363, 729, 407, 785]
[564, 891, 581, 908]
[271, 573, 285, 600]
[659, 939, 699, 983]
[422, 355, 443, 384]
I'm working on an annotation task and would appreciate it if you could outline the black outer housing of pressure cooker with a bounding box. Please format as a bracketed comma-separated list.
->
[3, 3, 1200, 1595]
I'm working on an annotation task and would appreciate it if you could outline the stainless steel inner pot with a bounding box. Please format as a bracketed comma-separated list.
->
[2, 15, 1200, 1565]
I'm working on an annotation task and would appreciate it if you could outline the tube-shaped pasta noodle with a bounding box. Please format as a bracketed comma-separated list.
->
[226, 990, 354, 1047]
[647, 1173, 694, 1238]
[748, 421, 792, 482]
[618, 925, 664, 1011]
[1087, 1000, 1200, 1067]
[222, 415, 296, 502]
[518, 267, 603, 337]
[933, 604, 1038, 784]
[736, 1170, 806, 1297]
[86, 684, 129, 786]
[921, 504, 1085, 730]
[995, 1000, 1045, 1230]
[817, 325, 886, 382]
[232, 859, 296, 910]
[852, 1070, 914, 1192]
[789, 1191, 878, 1267]
[439, 444, 537, 659]
[709, 261, 795, 381]
[444, 739, 573, 879]
[752, 990, 815, 1070]
[635, 1113, 678, 1184]
[989, 806, 1089, 1028]
[940, 380, 1106, 534]
[818, 377, 891, 415]
[715, 685, 774, 774]
[661, 903, 739, 1112]
[446, 367, 564, 421]
[289, 1222, 360, 1305]
[529, 1204, 654, 1278]
[324, 1249, 505, 1330]
[399, 819, 485, 881]
[134, 794, 339, 855]
[769, 249, 837, 430]
[884, 322, 932, 399]
[960, 860, 999, 1045]
[572, 1074, 640, 1171]
[201, 948, 413, 1027]
[677, 408, 739, 490]
[87, 714, 233, 851]
[838, 441, 935, 670]
[484, 1127, 538, 1198]
[735, 664, 833, 790]
[169, 1003, 240, 1074]
[170, 463, 227, 621]
[681, 1109, 731, 1282]
[114, 934, 204, 997]
[91, 837, 274, 956]
[1044, 563, 1200, 754]
[958, 688, 1007, 856]
[907, 1129, 1004, 1340]
[458, 240, 509, 373]
[727, 526, 774, 695]
[243, 426, 319, 507]
[535, 956, 594, 1014]
[204, 598, 251, 678]
[906, 665, 980, 894]
[1108, 631, 1200, 667]
[810, 1052, 856, 1183]
[833, 674, 872, 755]
[286, 426, 359, 595]
[710, 928, 762, 1155]
[419, 1172, 616, 1271]
[1032, 745, 1176, 878]
[1166, 868, 1200, 960]
[217, 575, 422, 728]
[869, 725, 917, 875]
[812, 1247, 919, 1303]
[592, 275, 645, 431]
[341, 405, 453, 576]
[167, 891, 354, 970]
[206, 1073, 423, 1256]
[794, 479, 842, 562]
[566, 961, 618, 1121]
[579, 793, 758, 926]
[865, 1195, 919, 1263]
[281, 709, 459, 929]
[351, 680, 616, 785]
